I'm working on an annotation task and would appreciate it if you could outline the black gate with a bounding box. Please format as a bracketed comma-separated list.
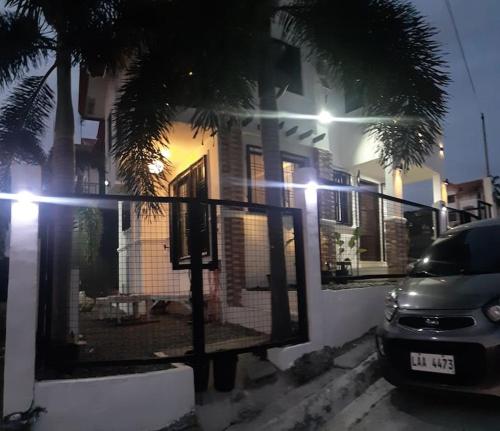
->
[36, 194, 308, 374]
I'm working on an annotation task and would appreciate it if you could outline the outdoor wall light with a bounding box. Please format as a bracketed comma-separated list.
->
[160, 148, 171, 159]
[317, 110, 334, 125]
[104, 179, 110, 187]
[148, 160, 164, 174]
[13, 190, 38, 221]
[305, 180, 319, 202]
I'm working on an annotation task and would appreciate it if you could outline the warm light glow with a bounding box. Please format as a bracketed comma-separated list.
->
[148, 160, 164, 174]
[317, 110, 334, 124]
[441, 181, 448, 203]
[160, 148, 171, 159]
[393, 168, 403, 199]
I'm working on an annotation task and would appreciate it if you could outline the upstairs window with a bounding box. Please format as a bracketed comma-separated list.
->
[272, 39, 303, 95]
[345, 80, 363, 113]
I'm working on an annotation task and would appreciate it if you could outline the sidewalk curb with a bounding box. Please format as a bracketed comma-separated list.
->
[322, 378, 394, 430]
[230, 353, 380, 431]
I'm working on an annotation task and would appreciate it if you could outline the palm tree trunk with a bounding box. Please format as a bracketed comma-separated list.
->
[50, 47, 75, 344]
[258, 16, 292, 341]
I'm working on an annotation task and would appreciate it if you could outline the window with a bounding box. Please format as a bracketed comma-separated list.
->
[448, 195, 456, 203]
[121, 201, 131, 231]
[170, 157, 209, 258]
[345, 80, 363, 113]
[333, 170, 352, 225]
[247, 147, 307, 207]
[247, 148, 266, 205]
[272, 39, 303, 95]
[282, 153, 308, 207]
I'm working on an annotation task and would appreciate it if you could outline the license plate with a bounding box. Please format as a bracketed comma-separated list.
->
[410, 352, 455, 375]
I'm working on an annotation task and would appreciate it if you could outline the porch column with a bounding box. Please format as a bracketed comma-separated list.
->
[383, 166, 409, 274]
[432, 173, 447, 205]
[4, 163, 41, 416]
[267, 167, 324, 369]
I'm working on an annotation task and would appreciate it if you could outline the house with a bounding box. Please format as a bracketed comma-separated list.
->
[78, 34, 447, 304]
[446, 177, 497, 226]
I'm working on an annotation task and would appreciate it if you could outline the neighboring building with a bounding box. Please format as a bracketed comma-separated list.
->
[447, 178, 497, 226]
[78, 30, 447, 299]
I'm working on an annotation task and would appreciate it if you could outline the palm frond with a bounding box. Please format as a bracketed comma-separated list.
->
[114, 0, 258, 200]
[113, 53, 176, 203]
[0, 11, 52, 89]
[0, 73, 55, 165]
[282, 0, 449, 169]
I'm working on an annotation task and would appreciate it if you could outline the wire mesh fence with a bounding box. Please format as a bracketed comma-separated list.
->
[318, 182, 440, 284]
[37, 195, 307, 370]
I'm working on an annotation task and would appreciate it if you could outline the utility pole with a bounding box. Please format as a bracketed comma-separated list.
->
[481, 113, 491, 177]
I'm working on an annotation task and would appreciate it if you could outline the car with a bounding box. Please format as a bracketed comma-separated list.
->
[377, 218, 500, 396]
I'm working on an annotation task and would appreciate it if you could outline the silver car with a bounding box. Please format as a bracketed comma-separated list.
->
[377, 218, 500, 395]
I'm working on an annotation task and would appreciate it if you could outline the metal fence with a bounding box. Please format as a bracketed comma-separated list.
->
[318, 180, 440, 283]
[318, 181, 496, 285]
[36, 195, 307, 373]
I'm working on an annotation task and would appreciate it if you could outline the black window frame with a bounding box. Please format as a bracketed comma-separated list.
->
[121, 201, 131, 231]
[246, 146, 309, 207]
[169, 156, 210, 260]
[332, 170, 353, 226]
[272, 38, 303, 96]
[344, 80, 363, 113]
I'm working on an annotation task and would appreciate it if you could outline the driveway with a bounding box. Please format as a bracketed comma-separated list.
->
[350, 385, 500, 431]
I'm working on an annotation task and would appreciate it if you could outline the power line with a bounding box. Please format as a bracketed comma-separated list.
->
[445, 0, 492, 177]
[444, 0, 479, 105]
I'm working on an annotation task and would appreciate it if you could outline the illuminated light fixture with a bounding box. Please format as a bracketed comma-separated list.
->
[13, 190, 38, 220]
[160, 148, 171, 159]
[104, 180, 110, 187]
[305, 181, 318, 192]
[317, 110, 334, 124]
[148, 160, 164, 174]
[188, 71, 193, 76]
[15, 190, 35, 204]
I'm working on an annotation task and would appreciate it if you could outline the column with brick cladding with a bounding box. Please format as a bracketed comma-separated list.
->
[218, 122, 246, 306]
[312, 148, 336, 272]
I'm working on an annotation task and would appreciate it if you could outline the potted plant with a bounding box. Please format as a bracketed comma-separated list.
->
[334, 232, 352, 277]
[213, 352, 238, 392]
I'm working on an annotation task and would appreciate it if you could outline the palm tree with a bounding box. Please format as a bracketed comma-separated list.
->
[113, 0, 448, 340]
[1, 0, 448, 344]
[0, 0, 143, 344]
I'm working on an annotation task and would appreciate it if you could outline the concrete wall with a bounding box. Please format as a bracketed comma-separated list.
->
[33, 365, 195, 431]
[321, 286, 388, 348]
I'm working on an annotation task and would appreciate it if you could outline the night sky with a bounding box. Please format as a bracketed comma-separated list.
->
[413, 0, 500, 183]
[2, 1, 499, 190]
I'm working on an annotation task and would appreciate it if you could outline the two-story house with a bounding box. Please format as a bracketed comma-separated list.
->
[78, 33, 447, 308]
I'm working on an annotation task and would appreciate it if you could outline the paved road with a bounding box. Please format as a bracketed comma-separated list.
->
[350, 386, 500, 431]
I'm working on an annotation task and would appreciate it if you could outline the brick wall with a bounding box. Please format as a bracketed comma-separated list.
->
[313, 148, 336, 271]
[218, 122, 246, 306]
[384, 218, 409, 274]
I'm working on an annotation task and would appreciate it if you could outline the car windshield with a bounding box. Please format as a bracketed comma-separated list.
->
[410, 225, 500, 277]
